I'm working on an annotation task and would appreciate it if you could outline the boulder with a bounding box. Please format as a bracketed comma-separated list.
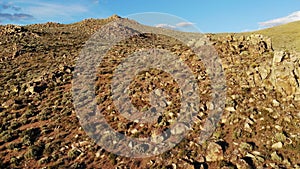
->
[205, 142, 224, 162]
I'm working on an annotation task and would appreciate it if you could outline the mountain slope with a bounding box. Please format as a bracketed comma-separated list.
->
[0, 16, 300, 169]
[253, 21, 300, 52]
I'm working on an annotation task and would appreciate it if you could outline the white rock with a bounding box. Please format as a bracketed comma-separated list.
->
[264, 107, 274, 113]
[154, 89, 162, 96]
[244, 123, 253, 133]
[271, 151, 282, 162]
[205, 142, 224, 162]
[171, 123, 188, 135]
[272, 142, 283, 149]
[206, 102, 214, 110]
[130, 129, 138, 134]
[273, 51, 285, 63]
[95, 151, 101, 158]
[225, 107, 236, 112]
[275, 125, 283, 131]
[249, 98, 255, 103]
[272, 99, 280, 107]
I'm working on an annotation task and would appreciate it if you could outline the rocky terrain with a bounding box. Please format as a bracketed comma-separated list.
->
[0, 15, 300, 168]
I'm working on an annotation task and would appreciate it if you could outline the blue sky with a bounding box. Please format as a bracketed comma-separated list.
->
[0, 0, 300, 33]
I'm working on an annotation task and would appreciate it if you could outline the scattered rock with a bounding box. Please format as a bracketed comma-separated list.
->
[244, 123, 253, 133]
[2, 99, 14, 108]
[273, 51, 285, 63]
[271, 152, 282, 162]
[239, 142, 253, 152]
[171, 123, 189, 135]
[205, 142, 224, 162]
[236, 159, 252, 169]
[274, 133, 286, 142]
[225, 107, 236, 112]
[272, 100, 280, 107]
[133, 144, 149, 154]
[271, 142, 283, 149]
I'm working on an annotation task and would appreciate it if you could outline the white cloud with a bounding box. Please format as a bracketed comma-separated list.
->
[0, 13, 33, 22]
[155, 22, 196, 30]
[0, 2, 21, 11]
[26, 2, 87, 17]
[0, 1, 34, 23]
[155, 23, 176, 30]
[259, 11, 300, 28]
[28, 3, 87, 16]
[176, 22, 195, 27]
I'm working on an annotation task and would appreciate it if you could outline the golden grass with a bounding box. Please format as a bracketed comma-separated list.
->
[215, 21, 300, 52]
[237, 21, 300, 52]
[254, 21, 300, 52]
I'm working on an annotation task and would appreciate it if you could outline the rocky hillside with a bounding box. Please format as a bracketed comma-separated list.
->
[0, 16, 300, 168]
[249, 21, 300, 52]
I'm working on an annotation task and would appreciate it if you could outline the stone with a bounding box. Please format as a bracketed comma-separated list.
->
[271, 151, 282, 162]
[274, 125, 283, 131]
[244, 123, 253, 133]
[272, 99, 280, 107]
[130, 129, 138, 134]
[283, 159, 292, 167]
[205, 142, 224, 162]
[255, 155, 265, 163]
[294, 94, 300, 101]
[154, 89, 162, 96]
[274, 133, 286, 142]
[2, 99, 14, 108]
[172, 163, 177, 169]
[271, 142, 283, 149]
[182, 162, 194, 169]
[239, 142, 253, 152]
[267, 52, 300, 97]
[170, 123, 188, 135]
[269, 163, 277, 168]
[236, 159, 252, 169]
[273, 51, 285, 63]
[133, 143, 149, 153]
[26, 85, 35, 94]
[195, 39, 206, 48]
[265, 37, 272, 49]
[257, 66, 271, 80]
[187, 39, 196, 47]
[12, 85, 20, 93]
[206, 102, 214, 110]
[225, 107, 236, 112]
[151, 131, 166, 143]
